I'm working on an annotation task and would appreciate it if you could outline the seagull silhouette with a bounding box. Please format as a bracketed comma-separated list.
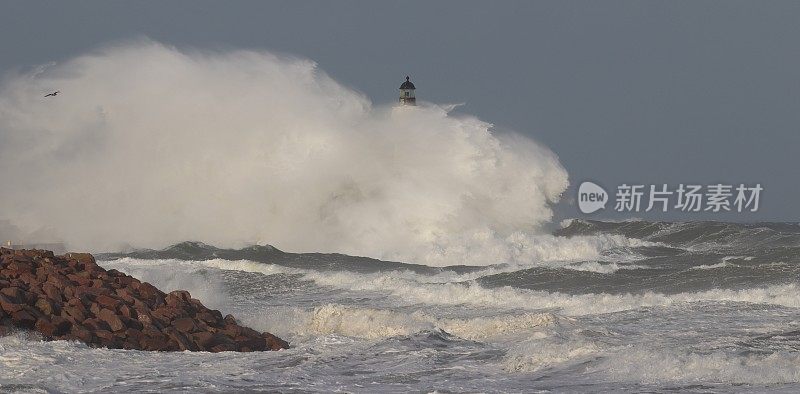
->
[44, 91, 59, 97]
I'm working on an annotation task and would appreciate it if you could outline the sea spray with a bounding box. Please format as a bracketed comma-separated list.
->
[0, 40, 568, 266]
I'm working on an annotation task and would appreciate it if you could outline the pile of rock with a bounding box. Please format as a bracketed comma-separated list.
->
[0, 248, 288, 352]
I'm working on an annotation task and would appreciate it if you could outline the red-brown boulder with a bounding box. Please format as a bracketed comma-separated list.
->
[98, 308, 125, 332]
[1, 287, 27, 303]
[61, 304, 86, 323]
[11, 310, 37, 328]
[50, 316, 72, 336]
[41, 282, 61, 302]
[0, 294, 24, 313]
[0, 249, 288, 352]
[35, 318, 58, 337]
[34, 298, 54, 315]
[70, 325, 93, 342]
[173, 317, 197, 333]
[96, 294, 121, 310]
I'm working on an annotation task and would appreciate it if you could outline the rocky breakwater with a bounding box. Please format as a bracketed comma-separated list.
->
[0, 248, 288, 351]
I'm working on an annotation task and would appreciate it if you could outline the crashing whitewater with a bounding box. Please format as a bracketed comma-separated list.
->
[0, 42, 799, 392]
[0, 40, 575, 267]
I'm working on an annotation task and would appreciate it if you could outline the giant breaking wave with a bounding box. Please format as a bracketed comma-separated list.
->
[0, 40, 569, 266]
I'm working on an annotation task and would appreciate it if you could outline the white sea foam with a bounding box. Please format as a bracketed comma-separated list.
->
[279, 264, 800, 315]
[296, 304, 557, 340]
[723, 255, 754, 262]
[504, 337, 602, 372]
[564, 261, 648, 274]
[598, 346, 800, 384]
[503, 339, 800, 384]
[0, 40, 573, 267]
[691, 255, 756, 270]
[103, 258, 557, 341]
[107, 258, 800, 317]
[13, 256, 800, 391]
[690, 262, 732, 270]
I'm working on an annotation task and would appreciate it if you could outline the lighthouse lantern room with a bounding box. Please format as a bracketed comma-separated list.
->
[399, 76, 416, 105]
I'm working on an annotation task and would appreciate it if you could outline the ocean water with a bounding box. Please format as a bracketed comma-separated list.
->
[2, 219, 800, 392]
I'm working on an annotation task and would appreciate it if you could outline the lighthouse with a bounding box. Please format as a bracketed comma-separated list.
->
[399, 76, 416, 105]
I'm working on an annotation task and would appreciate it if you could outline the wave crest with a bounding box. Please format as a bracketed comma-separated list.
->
[0, 40, 569, 266]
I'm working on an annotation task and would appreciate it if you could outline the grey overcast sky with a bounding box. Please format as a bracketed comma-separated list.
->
[1, 1, 798, 222]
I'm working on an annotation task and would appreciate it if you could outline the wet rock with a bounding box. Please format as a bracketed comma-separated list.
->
[0, 248, 288, 352]
[41, 282, 61, 302]
[11, 310, 37, 328]
[95, 294, 121, 310]
[122, 316, 143, 331]
[61, 304, 87, 323]
[35, 318, 58, 337]
[98, 308, 125, 332]
[119, 304, 137, 320]
[173, 317, 197, 333]
[140, 332, 170, 351]
[83, 318, 111, 332]
[264, 333, 290, 351]
[191, 331, 214, 347]
[0, 294, 24, 313]
[1, 287, 27, 303]
[50, 316, 72, 336]
[71, 325, 93, 342]
[34, 298, 54, 315]
[164, 327, 198, 351]
[165, 290, 191, 307]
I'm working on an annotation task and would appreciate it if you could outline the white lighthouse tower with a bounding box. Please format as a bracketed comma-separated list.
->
[399, 76, 416, 105]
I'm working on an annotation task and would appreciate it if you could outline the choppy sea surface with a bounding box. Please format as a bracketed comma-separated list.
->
[2, 219, 800, 393]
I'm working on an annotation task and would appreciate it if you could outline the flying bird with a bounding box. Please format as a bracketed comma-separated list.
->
[44, 91, 59, 97]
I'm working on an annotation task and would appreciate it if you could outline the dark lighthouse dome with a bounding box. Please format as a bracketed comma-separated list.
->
[399, 75, 417, 105]
[400, 76, 415, 90]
